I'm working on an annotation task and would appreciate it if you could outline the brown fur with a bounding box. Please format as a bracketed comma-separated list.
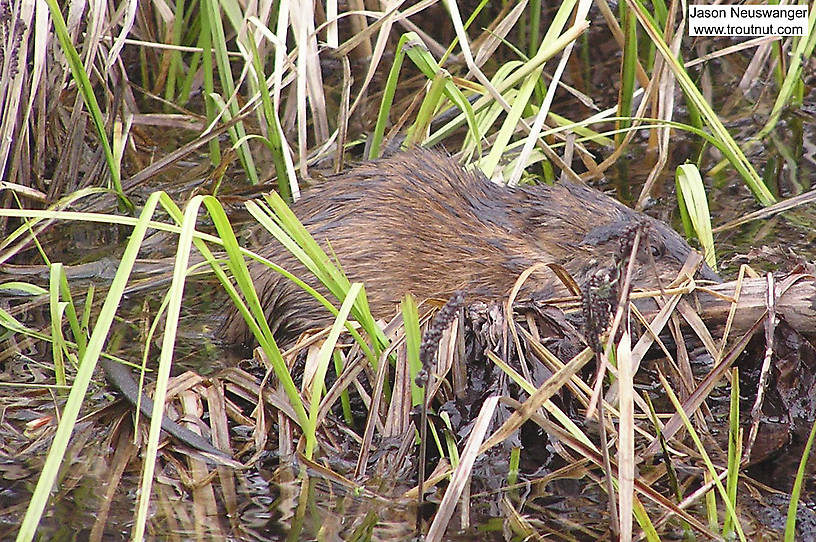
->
[222, 148, 717, 347]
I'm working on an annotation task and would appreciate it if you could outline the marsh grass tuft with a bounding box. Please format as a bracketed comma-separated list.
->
[0, 0, 814, 539]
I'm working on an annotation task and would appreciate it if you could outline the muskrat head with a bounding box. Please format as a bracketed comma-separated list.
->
[578, 214, 720, 292]
[520, 179, 719, 296]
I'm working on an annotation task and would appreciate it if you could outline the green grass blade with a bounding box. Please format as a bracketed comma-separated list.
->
[401, 33, 481, 153]
[723, 368, 741, 537]
[196, 197, 310, 430]
[43, 0, 133, 211]
[245, 31, 293, 201]
[405, 71, 448, 147]
[333, 350, 353, 424]
[401, 294, 423, 407]
[625, 0, 775, 205]
[253, 194, 387, 356]
[617, 3, 637, 146]
[369, 33, 409, 158]
[305, 282, 363, 458]
[659, 371, 746, 542]
[199, 1, 221, 166]
[425, 23, 588, 148]
[48, 264, 68, 389]
[676, 164, 716, 268]
[16, 192, 164, 542]
[759, 7, 816, 139]
[131, 194, 205, 541]
[201, 0, 258, 183]
[785, 414, 816, 541]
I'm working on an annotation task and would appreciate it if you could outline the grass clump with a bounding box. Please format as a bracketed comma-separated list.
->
[1, 0, 815, 540]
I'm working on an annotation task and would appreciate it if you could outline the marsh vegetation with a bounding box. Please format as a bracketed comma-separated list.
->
[1, 0, 815, 540]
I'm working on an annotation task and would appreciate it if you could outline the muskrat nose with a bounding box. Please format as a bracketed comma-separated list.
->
[698, 262, 721, 283]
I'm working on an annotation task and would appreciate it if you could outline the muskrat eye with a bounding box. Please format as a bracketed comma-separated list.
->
[650, 243, 664, 257]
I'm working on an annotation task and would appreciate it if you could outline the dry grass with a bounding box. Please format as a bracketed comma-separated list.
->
[1, 0, 815, 540]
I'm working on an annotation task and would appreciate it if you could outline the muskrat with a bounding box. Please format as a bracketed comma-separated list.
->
[103, 148, 714, 457]
[223, 148, 719, 347]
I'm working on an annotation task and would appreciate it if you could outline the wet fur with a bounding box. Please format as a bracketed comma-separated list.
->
[223, 148, 715, 347]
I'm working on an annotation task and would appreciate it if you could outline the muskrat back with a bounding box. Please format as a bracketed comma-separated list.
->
[223, 148, 717, 346]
